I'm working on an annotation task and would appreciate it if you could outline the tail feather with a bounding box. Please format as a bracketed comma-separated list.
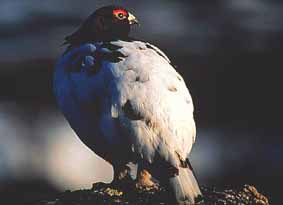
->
[168, 166, 203, 205]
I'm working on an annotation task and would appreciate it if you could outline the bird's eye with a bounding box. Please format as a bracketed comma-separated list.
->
[117, 13, 125, 19]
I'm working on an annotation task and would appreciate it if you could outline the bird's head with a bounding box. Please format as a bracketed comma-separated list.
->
[91, 5, 139, 36]
[65, 5, 139, 45]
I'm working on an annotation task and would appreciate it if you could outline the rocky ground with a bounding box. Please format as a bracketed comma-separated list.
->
[35, 182, 269, 205]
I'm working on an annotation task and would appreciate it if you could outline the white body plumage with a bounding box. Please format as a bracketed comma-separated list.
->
[54, 40, 201, 204]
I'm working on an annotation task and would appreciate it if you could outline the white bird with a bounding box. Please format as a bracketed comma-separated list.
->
[54, 5, 203, 205]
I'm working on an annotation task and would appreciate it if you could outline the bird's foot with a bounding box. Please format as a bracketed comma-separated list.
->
[111, 166, 136, 192]
[135, 169, 159, 191]
[112, 177, 135, 188]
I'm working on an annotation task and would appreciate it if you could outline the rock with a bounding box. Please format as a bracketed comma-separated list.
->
[35, 183, 269, 205]
[201, 185, 269, 205]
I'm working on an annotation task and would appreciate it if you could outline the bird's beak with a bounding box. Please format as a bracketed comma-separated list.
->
[128, 12, 139, 25]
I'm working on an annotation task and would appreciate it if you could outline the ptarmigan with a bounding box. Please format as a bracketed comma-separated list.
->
[54, 5, 203, 205]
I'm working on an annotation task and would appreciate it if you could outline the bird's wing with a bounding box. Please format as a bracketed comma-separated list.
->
[101, 40, 196, 166]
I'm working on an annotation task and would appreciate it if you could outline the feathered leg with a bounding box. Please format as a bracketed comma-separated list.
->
[113, 164, 129, 181]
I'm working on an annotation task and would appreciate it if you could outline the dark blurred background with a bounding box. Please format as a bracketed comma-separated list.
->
[0, 0, 282, 204]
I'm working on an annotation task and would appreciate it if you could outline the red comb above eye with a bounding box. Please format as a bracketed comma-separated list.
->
[113, 9, 128, 16]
